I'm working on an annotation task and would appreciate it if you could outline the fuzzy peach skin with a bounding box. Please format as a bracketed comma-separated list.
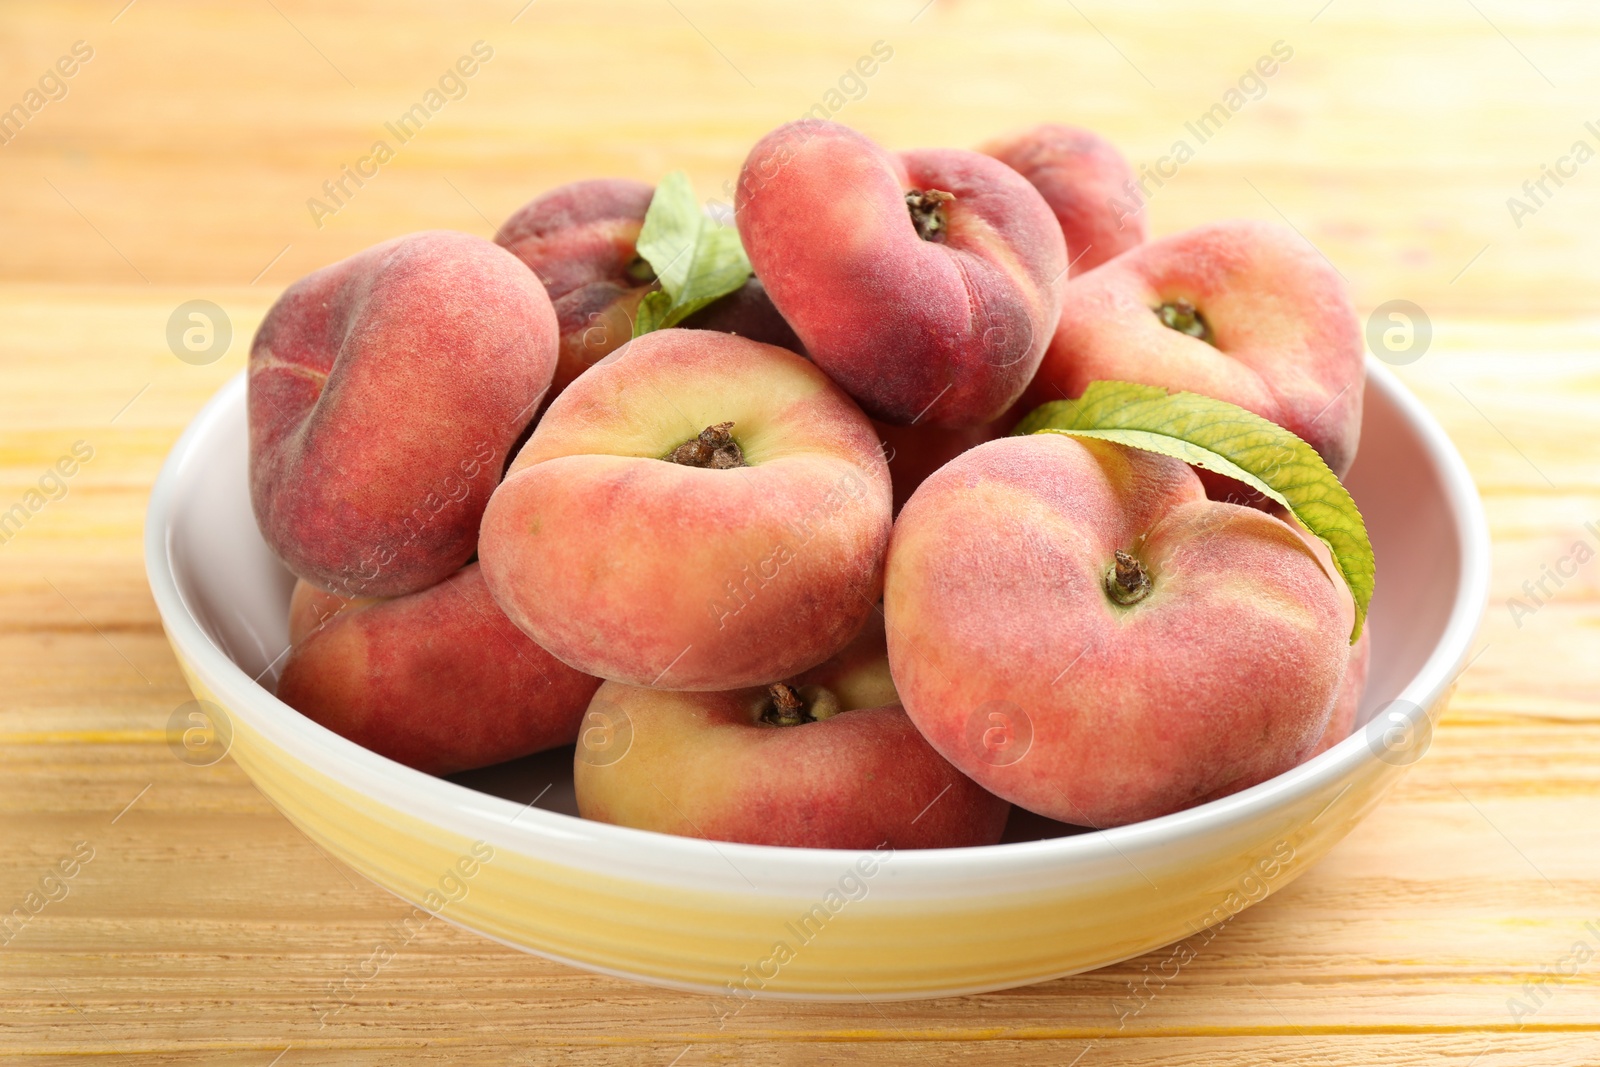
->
[1187, 510, 1365, 802]
[735, 119, 1068, 429]
[1310, 628, 1371, 758]
[573, 619, 1009, 849]
[981, 123, 1146, 276]
[1190, 625, 1368, 805]
[479, 328, 893, 691]
[249, 230, 557, 598]
[874, 417, 1008, 515]
[1268, 506, 1370, 761]
[276, 563, 600, 776]
[883, 433, 1350, 828]
[1020, 219, 1364, 477]
[496, 180, 801, 401]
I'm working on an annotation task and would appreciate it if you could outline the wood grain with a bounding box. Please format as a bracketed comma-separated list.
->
[3, 0, 1599, 1062]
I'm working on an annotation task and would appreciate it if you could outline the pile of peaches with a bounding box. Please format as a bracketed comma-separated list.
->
[250, 118, 1371, 850]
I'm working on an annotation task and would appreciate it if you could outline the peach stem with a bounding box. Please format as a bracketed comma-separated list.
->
[1106, 549, 1152, 606]
[664, 423, 744, 469]
[905, 188, 955, 243]
[1154, 300, 1213, 344]
[762, 683, 810, 726]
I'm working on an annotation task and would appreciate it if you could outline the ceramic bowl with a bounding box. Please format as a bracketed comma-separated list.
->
[144, 358, 1489, 1001]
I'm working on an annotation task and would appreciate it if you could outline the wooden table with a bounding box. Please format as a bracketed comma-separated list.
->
[3, 1, 1597, 1062]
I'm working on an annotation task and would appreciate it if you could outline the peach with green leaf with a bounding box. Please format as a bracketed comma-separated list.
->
[495, 175, 799, 403]
[1023, 219, 1364, 478]
[884, 383, 1374, 827]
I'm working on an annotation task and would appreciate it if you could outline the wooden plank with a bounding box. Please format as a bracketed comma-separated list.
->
[3, 722, 1599, 1052]
[0, 0, 1595, 317]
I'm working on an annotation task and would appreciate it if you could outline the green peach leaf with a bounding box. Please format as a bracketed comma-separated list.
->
[659, 223, 749, 327]
[635, 171, 701, 296]
[1014, 381, 1374, 642]
[632, 290, 674, 337]
[632, 171, 752, 338]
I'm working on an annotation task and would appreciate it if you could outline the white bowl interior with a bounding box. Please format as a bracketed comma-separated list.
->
[157, 363, 1468, 844]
